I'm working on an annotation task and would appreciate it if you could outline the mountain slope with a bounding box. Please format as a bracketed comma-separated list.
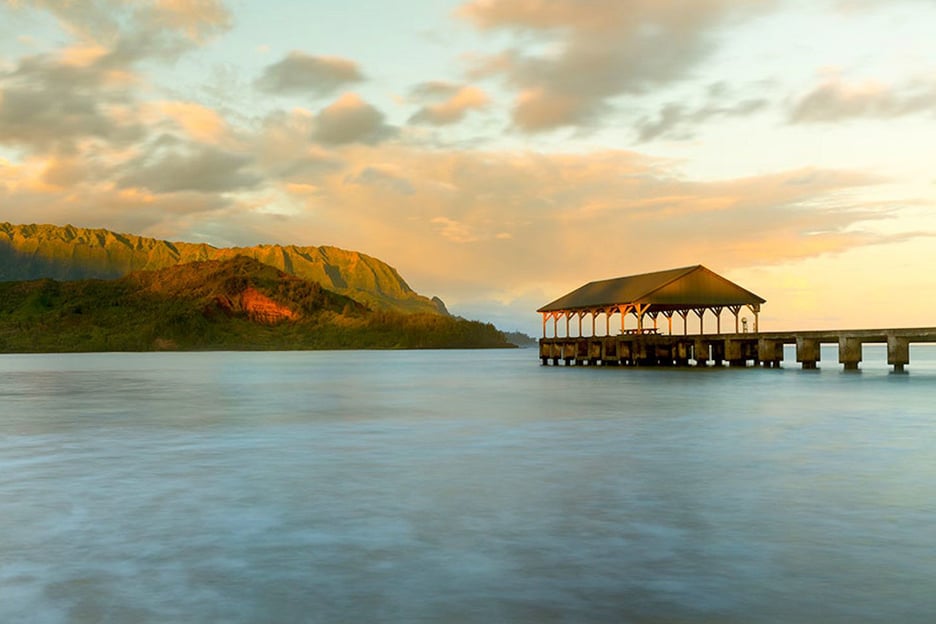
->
[0, 222, 446, 315]
[0, 256, 510, 352]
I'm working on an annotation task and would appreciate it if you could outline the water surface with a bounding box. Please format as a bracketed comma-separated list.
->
[2, 348, 935, 623]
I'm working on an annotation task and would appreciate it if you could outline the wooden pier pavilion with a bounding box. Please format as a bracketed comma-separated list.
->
[538, 265, 936, 372]
[538, 265, 765, 339]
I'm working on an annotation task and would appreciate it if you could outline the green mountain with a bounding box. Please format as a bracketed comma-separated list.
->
[0, 256, 511, 352]
[0, 222, 447, 315]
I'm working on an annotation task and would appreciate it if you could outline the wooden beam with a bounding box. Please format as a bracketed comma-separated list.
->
[693, 308, 706, 335]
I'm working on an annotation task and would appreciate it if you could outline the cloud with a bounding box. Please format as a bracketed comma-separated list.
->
[119, 141, 261, 193]
[0, 51, 143, 151]
[153, 101, 230, 143]
[6, 0, 232, 63]
[409, 82, 489, 125]
[253, 110, 343, 183]
[0, 0, 235, 154]
[253, 145, 900, 311]
[636, 90, 768, 141]
[431, 217, 478, 243]
[790, 75, 936, 123]
[458, 0, 774, 132]
[311, 94, 394, 145]
[143, 0, 233, 43]
[346, 166, 415, 195]
[0, 153, 235, 237]
[255, 52, 364, 96]
[0, 123, 911, 322]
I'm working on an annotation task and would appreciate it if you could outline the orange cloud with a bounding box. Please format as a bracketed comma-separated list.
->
[410, 83, 489, 125]
[149, 0, 233, 42]
[155, 101, 229, 143]
[58, 43, 110, 67]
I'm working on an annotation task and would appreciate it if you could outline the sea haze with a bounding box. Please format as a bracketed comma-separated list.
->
[1, 348, 935, 623]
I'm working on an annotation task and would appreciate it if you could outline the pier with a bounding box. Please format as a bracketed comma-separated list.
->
[537, 265, 932, 372]
[538, 328, 936, 372]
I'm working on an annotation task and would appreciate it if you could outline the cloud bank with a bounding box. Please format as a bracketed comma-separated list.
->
[458, 0, 775, 132]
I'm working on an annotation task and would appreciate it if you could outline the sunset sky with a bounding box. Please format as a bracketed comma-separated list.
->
[2, 0, 935, 334]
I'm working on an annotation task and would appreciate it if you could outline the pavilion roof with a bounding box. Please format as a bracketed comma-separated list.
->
[537, 265, 766, 313]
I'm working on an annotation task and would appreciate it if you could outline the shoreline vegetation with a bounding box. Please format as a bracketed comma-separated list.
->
[0, 256, 515, 353]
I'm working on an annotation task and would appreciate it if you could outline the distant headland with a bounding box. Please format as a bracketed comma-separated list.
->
[0, 223, 516, 352]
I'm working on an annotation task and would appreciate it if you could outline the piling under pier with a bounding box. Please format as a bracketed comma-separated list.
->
[538, 327, 936, 372]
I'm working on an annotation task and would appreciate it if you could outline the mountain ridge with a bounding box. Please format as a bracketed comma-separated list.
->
[0, 256, 510, 352]
[0, 222, 446, 315]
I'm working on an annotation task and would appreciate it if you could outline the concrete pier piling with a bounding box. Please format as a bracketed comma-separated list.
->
[887, 336, 910, 373]
[838, 337, 862, 371]
[796, 338, 821, 370]
[758, 339, 784, 368]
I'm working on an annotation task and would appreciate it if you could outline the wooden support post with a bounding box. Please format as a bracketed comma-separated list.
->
[542, 313, 547, 338]
[693, 339, 709, 367]
[591, 312, 596, 337]
[678, 310, 690, 336]
[693, 308, 706, 335]
[747, 304, 761, 333]
[664, 311, 674, 335]
[712, 306, 724, 335]
[838, 337, 862, 371]
[729, 305, 742, 333]
[796, 337, 821, 369]
[618, 304, 632, 335]
[887, 335, 909, 373]
[565, 313, 570, 338]
[630, 303, 650, 334]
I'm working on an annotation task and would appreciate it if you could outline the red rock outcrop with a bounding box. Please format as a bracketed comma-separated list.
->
[240, 287, 299, 324]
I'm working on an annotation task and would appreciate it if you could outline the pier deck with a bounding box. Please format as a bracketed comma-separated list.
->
[539, 327, 936, 372]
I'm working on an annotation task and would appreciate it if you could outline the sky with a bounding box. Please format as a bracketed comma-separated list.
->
[1, 0, 936, 335]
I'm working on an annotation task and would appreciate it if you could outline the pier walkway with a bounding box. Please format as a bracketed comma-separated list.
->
[539, 327, 936, 372]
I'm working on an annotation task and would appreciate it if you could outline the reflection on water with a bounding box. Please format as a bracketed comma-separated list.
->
[1, 348, 936, 623]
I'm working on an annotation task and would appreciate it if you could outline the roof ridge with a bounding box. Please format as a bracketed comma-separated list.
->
[579, 265, 700, 288]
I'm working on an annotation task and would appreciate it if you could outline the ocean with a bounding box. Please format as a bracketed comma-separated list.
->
[1, 347, 935, 623]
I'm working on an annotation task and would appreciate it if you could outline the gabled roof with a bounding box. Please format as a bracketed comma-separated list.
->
[537, 265, 766, 313]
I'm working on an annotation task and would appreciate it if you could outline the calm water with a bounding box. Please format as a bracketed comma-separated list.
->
[1, 347, 935, 623]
